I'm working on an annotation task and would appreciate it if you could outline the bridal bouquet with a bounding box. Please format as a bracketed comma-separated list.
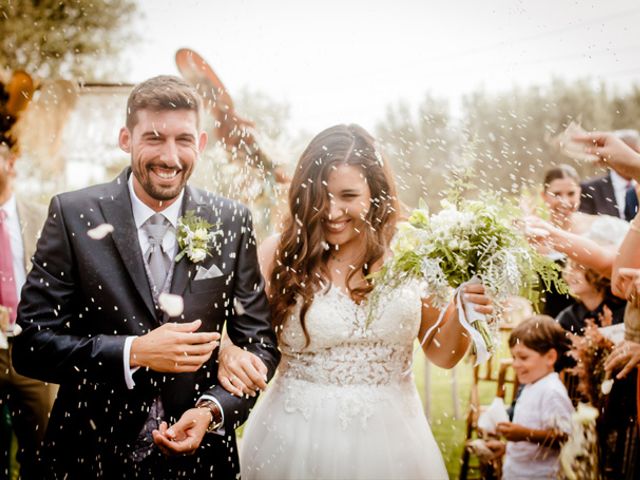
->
[371, 195, 566, 363]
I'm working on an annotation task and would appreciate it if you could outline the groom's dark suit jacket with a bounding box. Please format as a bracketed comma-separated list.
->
[12, 168, 280, 479]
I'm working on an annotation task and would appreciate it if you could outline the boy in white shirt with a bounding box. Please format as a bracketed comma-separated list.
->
[487, 315, 574, 479]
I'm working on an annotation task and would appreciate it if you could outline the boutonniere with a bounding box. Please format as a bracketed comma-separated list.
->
[175, 211, 222, 263]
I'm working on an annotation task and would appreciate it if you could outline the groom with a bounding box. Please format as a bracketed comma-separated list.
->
[12, 76, 279, 478]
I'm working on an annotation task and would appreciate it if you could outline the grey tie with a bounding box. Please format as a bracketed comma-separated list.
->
[131, 214, 171, 462]
[142, 213, 171, 291]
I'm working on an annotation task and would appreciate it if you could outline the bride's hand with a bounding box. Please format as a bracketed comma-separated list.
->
[218, 343, 268, 397]
[462, 283, 493, 315]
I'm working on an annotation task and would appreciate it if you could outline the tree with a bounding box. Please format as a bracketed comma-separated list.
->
[376, 78, 640, 211]
[376, 94, 458, 212]
[460, 78, 636, 194]
[610, 85, 640, 132]
[0, 0, 137, 80]
[190, 87, 297, 238]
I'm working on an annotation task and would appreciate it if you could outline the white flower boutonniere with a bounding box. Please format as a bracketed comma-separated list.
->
[175, 211, 222, 264]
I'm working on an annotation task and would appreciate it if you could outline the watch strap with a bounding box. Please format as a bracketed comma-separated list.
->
[195, 399, 224, 432]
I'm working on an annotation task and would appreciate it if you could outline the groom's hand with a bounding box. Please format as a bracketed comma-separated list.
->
[152, 408, 210, 455]
[130, 319, 220, 373]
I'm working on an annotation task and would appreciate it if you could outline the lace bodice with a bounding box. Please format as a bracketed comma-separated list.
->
[278, 282, 422, 386]
[241, 281, 448, 476]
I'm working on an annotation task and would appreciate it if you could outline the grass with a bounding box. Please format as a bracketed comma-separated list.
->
[413, 337, 515, 478]
[414, 357, 472, 476]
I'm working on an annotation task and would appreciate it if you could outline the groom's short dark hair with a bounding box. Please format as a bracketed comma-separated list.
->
[126, 75, 203, 130]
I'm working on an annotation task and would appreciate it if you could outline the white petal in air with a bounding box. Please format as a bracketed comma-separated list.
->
[601, 378, 614, 395]
[87, 223, 114, 240]
[158, 293, 184, 317]
[234, 298, 246, 315]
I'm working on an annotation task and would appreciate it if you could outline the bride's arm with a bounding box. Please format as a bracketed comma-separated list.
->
[257, 234, 279, 297]
[418, 284, 492, 369]
[217, 234, 280, 396]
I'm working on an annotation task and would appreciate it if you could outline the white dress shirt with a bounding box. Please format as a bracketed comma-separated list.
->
[0, 194, 26, 337]
[610, 169, 634, 219]
[123, 175, 182, 389]
[121, 177, 225, 430]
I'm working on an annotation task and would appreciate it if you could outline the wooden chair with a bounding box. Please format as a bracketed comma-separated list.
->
[459, 357, 519, 480]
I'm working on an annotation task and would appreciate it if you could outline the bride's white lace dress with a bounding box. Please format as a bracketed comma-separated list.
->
[239, 282, 448, 479]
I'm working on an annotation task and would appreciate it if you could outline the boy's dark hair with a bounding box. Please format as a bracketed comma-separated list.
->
[509, 315, 572, 371]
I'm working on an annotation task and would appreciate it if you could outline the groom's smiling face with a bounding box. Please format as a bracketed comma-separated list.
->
[119, 108, 207, 210]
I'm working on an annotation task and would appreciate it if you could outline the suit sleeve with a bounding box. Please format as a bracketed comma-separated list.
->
[12, 195, 129, 386]
[203, 208, 280, 431]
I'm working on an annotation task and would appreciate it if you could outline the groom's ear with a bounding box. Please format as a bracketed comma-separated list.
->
[119, 127, 132, 153]
[198, 130, 208, 154]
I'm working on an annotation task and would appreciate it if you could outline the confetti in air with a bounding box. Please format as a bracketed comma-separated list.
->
[600, 378, 614, 395]
[234, 298, 246, 315]
[158, 293, 184, 317]
[87, 223, 114, 240]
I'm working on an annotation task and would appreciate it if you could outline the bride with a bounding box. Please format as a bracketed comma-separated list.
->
[218, 124, 493, 479]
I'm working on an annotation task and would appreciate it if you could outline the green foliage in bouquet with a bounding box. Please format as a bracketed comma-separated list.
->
[381, 196, 565, 301]
[368, 193, 568, 349]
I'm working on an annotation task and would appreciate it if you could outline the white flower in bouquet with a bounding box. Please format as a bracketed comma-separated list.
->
[390, 222, 428, 253]
[370, 195, 566, 361]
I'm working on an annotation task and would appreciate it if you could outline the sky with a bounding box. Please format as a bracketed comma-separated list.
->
[124, 0, 640, 136]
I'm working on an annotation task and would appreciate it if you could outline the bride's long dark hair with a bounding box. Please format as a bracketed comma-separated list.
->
[269, 124, 399, 344]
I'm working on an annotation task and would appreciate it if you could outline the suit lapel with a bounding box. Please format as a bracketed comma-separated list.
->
[170, 185, 201, 297]
[99, 169, 156, 318]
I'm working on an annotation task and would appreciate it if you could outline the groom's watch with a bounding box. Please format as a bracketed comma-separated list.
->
[195, 399, 224, 432]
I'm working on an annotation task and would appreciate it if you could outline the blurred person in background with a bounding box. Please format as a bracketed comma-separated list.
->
[579, 129, 640, 220]
[0, 140, 51, 480]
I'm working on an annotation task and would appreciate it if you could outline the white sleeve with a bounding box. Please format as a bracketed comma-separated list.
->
[586, 215, 630, 248]
[123, 336, 140, 390]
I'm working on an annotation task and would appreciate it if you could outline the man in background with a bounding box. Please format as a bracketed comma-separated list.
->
[0, 141, 51, 480]
[580, 129, 640, 220]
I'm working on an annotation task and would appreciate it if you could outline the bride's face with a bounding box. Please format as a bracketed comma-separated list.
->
[322, 164, 372, 248]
